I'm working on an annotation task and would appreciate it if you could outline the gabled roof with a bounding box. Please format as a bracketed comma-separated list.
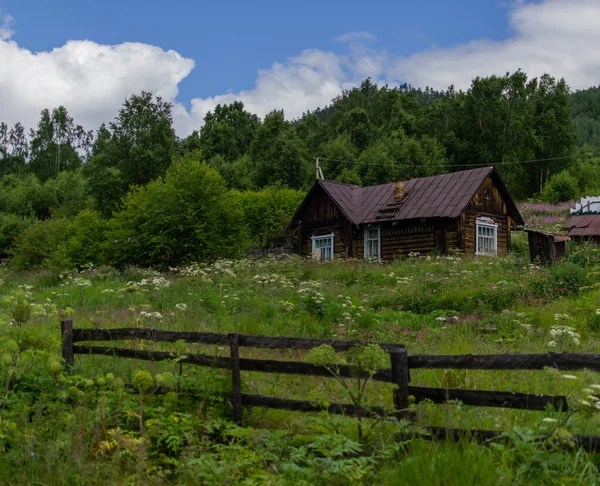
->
[291, 166, 523, 228]
[564, 214, 600, 236]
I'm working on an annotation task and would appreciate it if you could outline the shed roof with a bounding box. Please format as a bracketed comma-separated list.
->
[301, 166, 523, 226]
[564, 214, 600, 236]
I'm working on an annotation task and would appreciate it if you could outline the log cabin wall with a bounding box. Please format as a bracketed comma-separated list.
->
[297, 186, 350, 258]
[462, 176, 511, 255]
[354, 220, 459, 260]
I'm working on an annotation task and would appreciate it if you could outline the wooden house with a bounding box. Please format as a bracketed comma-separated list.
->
[286, 166, 524, 260]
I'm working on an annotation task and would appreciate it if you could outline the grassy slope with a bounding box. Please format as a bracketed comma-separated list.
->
[1, 249, 600, 484]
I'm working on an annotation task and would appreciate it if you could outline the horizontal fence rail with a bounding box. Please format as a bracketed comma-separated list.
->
[409, 353, 600, 371]
[71, 327, 405, 351]
[71, 327, 600, 370]
[60, 320, 600, 452]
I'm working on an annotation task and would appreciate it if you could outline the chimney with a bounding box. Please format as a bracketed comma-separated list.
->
[394, 179, 406, 201]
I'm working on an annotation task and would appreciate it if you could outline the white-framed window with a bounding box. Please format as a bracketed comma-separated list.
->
[364, 226, 381, 261]
[312, 233, 334, 261]
[476, 217, 498, 256]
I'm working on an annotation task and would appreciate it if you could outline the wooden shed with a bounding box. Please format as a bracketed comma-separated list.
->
[286, 166, 524, 261]
[524, 230, 569, 265]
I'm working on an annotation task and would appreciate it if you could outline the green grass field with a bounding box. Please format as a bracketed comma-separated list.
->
[1, 249, 600, 484]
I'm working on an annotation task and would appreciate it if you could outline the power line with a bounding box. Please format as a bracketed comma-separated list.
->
[316, 151, 600, 168]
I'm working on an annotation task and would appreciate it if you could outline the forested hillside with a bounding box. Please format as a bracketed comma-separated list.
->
[1, 70, 600, 269]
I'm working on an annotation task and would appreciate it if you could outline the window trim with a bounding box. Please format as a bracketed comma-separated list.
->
[363, 225, 381, 262]
[311, 233, 335, 261]
[475, 217, 498, 256]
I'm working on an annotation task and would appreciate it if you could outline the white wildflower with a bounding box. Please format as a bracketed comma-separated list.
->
[175, 303, 188, 311]
[561, 374, 578, 380]
[542, 418, 558, 423]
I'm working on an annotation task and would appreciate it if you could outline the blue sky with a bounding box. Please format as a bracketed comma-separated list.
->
[2, 0, 512, 101]
[0, 0, 598, 134]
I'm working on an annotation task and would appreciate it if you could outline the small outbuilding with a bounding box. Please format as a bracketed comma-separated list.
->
[524, 230, 569, 265]
[286, 166, 524, 261]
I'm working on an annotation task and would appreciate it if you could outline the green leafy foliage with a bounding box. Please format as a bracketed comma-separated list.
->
[105, 152, 248, 268]
[541, 170, 579, 203]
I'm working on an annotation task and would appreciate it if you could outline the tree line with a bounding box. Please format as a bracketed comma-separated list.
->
[1, 70, 600, 269]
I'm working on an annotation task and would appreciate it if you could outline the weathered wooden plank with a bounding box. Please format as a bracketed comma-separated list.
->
[72, 328, 405, 351]
[72, 345, 394, 381]
[229, 333, 243, 424]
[408, 352, 600, 371]
[391, 348, 410, 412]
[409, 386, 568, 411]
[74, 345, 231, 367]
[60, 319, 74, 368]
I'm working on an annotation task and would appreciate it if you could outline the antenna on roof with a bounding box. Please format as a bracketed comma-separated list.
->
[315, 158, 324, 180]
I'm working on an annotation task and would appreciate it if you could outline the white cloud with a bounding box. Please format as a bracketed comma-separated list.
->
[0, 10, 14, 40]
[0, 35, 194, 134]
[175, 48, 380, 135]
[390, 0, 600, 90]
[182, 0, 600, 134]
[334, 31, 376, 43]
[3, 0, 600, 138]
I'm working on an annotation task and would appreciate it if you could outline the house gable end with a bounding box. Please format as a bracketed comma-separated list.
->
[465, 170, 524, 227]
[285, 181, 352, 232]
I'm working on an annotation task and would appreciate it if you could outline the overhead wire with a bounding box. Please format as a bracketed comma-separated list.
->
[315, 151, 600, 168]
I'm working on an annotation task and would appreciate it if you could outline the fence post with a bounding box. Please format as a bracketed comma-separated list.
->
[390, 347, 410, 417]
[228, 332, 243, 425]
[60, 319, 74, 369]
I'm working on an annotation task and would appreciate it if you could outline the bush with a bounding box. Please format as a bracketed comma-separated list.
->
[234, 186, 305, 248]
[564, 240, 600, 268]
[548, 261, 588, 296]
[541, 171, 578, 203]
[10, 218, 74, 270]
[0, 212, 35, 252]
[105, 153, 249, 269]
[67, 209, 109, 267]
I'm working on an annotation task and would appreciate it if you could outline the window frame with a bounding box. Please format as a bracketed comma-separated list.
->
[311, 233, 335, 261]
[475, 217, 498, 256]
[363, 225, 381, 262]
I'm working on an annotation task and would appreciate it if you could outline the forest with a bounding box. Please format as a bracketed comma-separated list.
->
[1, 70, 600, 269]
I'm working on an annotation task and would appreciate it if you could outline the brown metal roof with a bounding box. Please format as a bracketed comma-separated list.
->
[315, 166, 523, 226]
[565, 214, 600, 236]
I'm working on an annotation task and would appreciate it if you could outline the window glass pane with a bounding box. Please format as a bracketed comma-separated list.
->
[313, 235, 334, 260]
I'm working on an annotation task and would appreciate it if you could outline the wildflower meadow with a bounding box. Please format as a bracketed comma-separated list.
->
[1, 248, 600, 484]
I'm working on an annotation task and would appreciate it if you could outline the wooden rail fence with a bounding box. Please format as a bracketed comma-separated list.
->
[60, 320, 600, 451]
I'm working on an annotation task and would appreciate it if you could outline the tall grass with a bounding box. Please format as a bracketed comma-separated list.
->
[1, 254, 600, 484]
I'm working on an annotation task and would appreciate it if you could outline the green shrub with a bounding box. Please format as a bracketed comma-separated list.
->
[565, 240, 600, 268]
[0, 212, 35, 252]
[548, 261, 588, 296]
[540, 170, 578, 203]
[105, 153, 249, 269]
[234, 186, 305, 248]
[10, 218, 74, 270]
[67, 209, 108, 267]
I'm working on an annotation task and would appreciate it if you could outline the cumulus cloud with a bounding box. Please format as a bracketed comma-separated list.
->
[0, 10, 14, 40]
[182, 0, 600, 134]
[334, 31, 376, 43]
[175, 48, 381, 135]
[391, 0, 600, 90]
[3, 0, 600, 137]
[0, 35, 194, 134]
